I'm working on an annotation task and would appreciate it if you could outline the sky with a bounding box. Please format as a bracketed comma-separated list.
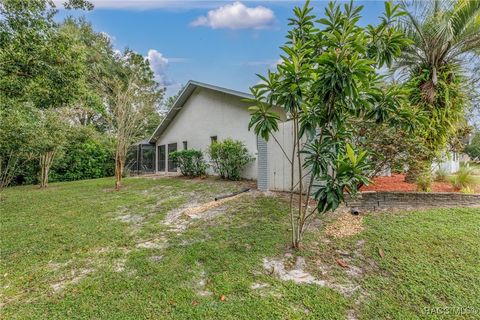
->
[58, 1, 386, 97]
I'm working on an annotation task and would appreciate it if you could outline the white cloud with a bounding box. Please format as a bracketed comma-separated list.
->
[191, 2, 275, 30]
[146, 49, 175, 86]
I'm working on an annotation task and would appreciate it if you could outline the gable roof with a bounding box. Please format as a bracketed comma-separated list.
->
[149, 80, 253, 143]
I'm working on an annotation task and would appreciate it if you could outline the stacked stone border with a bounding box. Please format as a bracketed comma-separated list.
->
[345, 191, 480, 212]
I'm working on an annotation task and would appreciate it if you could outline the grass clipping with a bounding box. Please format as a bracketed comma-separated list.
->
[325, 213, 364, 238]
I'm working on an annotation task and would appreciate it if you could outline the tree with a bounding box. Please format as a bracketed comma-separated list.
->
[248, 1, 409, 248]
[394, 0, 480, 180]
[0, 0, 92, 109]
[0, 0, 92, 190]
[105, 50, 163, 190]
[35, 110, 68, 188]
[0, 104, 37, 193]
[58, 18, 116, 131]
[464, 131, 480, 160]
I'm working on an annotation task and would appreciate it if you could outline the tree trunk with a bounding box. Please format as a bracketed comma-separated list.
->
[295, 117, 303, 250]
[115, 150, 124, 190]
[39, 151, 55, 188]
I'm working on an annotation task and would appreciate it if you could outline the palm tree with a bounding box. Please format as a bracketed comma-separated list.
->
[393, 0, 480, 180]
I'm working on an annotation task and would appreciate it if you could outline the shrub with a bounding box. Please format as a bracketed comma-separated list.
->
[50, 127, 115, 182]
[464, 132, 480, 160]
[460, 186, 474, 194]
[416, 170, 432, 192]
[451, 167, 475, 190]
[208, 139, 254, 181]
[434, 168, 448, 182]
[170, 149, 207, 177]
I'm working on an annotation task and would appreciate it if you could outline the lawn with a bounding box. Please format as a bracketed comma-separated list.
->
[1, 177, 479, 319]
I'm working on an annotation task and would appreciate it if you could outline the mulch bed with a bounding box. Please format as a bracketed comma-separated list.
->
[361, 174, 456, 193]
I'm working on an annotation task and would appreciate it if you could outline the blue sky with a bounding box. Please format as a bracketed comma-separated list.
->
[59, 1, 386, 97]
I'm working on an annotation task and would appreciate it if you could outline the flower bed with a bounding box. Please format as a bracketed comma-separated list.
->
[361, 174, 456, 193]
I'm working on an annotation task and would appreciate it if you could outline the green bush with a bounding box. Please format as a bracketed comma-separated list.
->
[434, 168, 448, 182]
[169, 149, 207, 177]
[208, 139, 254, 181]
[49, 127, 115, 182]
[416, 170, 432, 192]
[464, 132, 480, 160]
[11, 126, 115, 185]
[451, 167, 475, 190]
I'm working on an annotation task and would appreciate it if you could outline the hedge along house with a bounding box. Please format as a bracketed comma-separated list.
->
[148, 80, 286, 180]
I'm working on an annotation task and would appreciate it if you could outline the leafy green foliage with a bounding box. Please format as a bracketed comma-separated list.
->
[313, 144, 371, 213]
[0, 104, 37, 189]
[0, 0, 92, 110]
[50, 127, 115, 182]
[394, 0, 480, 161]
[434, 168, 448, 182]
[416, 170, 432, 192]
[451, 167, 475, 190]
[249, 1, 408, 214]
[464, 132, 480, 160]
[169, 149, 208, 177]
[208, 139, 254, 181]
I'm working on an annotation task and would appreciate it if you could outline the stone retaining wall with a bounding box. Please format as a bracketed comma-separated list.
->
[345, 191, 480, 212]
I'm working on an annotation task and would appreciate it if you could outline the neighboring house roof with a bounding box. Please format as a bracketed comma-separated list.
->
[149, 80, 254, 143]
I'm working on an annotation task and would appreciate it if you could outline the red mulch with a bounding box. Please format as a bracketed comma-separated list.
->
[361, 174, 456, 193]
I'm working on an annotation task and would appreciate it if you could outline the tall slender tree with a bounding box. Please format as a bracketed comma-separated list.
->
[105, 50, 163, 190]
[394, 0, 480, 180]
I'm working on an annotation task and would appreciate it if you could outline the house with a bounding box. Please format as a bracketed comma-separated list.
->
[146, 80, 461, 193]
[148, 80, 285, 180]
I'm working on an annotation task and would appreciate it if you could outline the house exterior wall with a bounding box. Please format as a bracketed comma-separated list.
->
[264, 121, 309, 192]
[154, 87, 258, 179]
[432, 152, 460, 174]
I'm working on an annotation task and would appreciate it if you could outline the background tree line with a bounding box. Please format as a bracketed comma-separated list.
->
[0, 0, 165, 191]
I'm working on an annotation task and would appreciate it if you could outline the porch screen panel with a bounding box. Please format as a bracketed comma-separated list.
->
[157, 145, 166, 172]
[168, 143, 177, 172]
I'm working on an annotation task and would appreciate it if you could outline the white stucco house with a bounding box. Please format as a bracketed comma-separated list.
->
[148, 80, 285, 181]
[147, 80, 461, 192]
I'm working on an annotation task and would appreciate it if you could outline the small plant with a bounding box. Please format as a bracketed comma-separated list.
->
[451, 167, 475, 190]
[208, 138, 254, 181]
[434, 168, 448, 182]
[416, 171, 432, 192]
[460, 186, 474, 194]
[169, 149, 207, 177]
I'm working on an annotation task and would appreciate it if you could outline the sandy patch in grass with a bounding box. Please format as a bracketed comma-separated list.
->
[149, 255, 163, 262]
[115, 214, 145, 224]
[136, 236, 168, 249]
[51, 268, 94, 293]
[263, 254, 325, 286]
[325, 213, 364, 238]
[193, 265, 212, 297]
[113, 258, 126, 272]
[250, 282, 270, 290]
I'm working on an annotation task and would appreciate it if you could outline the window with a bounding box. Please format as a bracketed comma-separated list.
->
[210, 136, 218, 144]
[183, 141, 188, 150]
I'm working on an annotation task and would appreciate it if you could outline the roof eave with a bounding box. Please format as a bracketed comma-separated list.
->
[148, 80, 253, 143]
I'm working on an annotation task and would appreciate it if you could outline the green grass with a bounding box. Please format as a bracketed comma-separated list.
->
[356, 209, 480, 319]
[1, 177, 479, 319]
